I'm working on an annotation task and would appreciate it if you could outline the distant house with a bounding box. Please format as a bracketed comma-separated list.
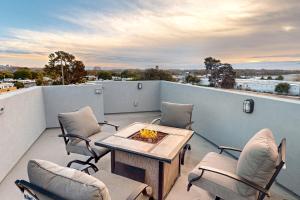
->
[84, 75, 97, 81]
[0, 83, 17, 94]
[235, 79, 300, 96]
[3, 79, 36, 88]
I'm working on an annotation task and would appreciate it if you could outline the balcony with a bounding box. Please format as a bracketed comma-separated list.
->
[0, 81, 299, 200]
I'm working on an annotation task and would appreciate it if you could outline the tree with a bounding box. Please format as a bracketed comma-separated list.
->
[121, 69, 142, 80]
[275, 75, 284, 80]
[14, 81, 24, 89]
[185, 74, 200, 84]
[97, 71, 112, 80]
[0, 71, 14, 79]
[260, 76, 265, 80]
[44, 51, 87, 85]
[204, 57, 221, 87]
[14, 68, 32, 80]
[204, 57, 236, 88]
[31, 71, 43, 80]
[219, 63, 236, 88]
[267, 76, 273, 80]
[143, 68, 174, 81]
[275, 83, 290, 94]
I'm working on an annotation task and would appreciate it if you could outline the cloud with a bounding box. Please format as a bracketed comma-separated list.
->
[0, 0, 300, 68]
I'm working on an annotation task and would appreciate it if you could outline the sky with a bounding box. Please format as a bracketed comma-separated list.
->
[0, 0, 300, 69]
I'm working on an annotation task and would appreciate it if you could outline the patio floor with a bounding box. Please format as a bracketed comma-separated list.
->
[0, 112, 298, 200]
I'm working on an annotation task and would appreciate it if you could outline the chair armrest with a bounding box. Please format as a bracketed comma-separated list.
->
[98, 121, 119, 131]
[58, 134, 98, 158]
[151, 118, 161, 124]
[15, 180, 66, 200]
[58, 134, 91, 143]
[218, 146, 242, 154]
[126, 184, 152, 200]
[185, 121, 194, 130]
[196, 166, 270, 197]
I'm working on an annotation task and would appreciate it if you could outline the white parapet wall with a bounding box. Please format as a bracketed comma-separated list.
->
[0, 87, 46, 182]
[160, 81, 300, 195]
[101, 81, 161, 114]
[1, 81, 300, 195]
[43, 85, 105, 128]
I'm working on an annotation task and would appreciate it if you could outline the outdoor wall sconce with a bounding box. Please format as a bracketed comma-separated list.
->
[243, 99, 254, 113]
[0, 106, 4, 115]
[137, 83, 143, 90]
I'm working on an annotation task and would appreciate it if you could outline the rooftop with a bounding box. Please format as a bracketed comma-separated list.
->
[0, 81, 299, 200]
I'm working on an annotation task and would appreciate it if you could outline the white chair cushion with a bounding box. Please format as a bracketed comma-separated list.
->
[160, 101, 193, 129]
[236, 129, 278, 196]
[27, 159, 111, 200]
[188, 152, 256, 200]
[58, 106, 101, 139]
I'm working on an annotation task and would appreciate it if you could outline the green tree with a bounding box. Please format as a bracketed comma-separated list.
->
[275, 83, 290, 94]
[275, 75, 284, 80]
[97, 71, 112, 80]
[219, 63, 236, 88]
[143, 68, 174, 81]
[260, 76, 265, 80]
[267, 76, 273, 80]
[14, 68, 32, 80]
[31, 71, 43, 80]
[44, 51, 87, 85]
[0, 71, 14, 79]
[14, 81, 24, 89]
[36, 79, 43, 86]
[185, 74, 200, 84]
[120, 69, 143, 80]
[204, 57, 236, 88]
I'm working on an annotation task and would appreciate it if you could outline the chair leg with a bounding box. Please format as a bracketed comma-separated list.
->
[67, 157, 99, 174]
[181, 143, 191, 165]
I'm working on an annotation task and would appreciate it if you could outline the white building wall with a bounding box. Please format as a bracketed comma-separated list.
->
[101, 81, 161, 114]
[0, 87, 46, 182]
[43, 85, 105, 128]
[1, 81, 300, 195]
[160, 81, 300, 195]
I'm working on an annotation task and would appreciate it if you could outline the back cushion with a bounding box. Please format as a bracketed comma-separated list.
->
[160, 102, 193, 129]
[28, 159, 111, 200]
[236, 129, 278, 196]
[58, 106, 101, 139]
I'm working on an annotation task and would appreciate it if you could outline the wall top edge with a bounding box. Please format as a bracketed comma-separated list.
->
[161, 81, 300, 105]
[0, 86, 41, 100]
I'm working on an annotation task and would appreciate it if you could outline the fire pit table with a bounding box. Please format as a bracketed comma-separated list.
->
[95, 122, 194, 200]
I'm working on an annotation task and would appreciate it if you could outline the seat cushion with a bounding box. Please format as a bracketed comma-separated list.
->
[236, 129, 278, 196]
[188, 152, 256, 200]
[93, 170, 152, 200]
[67, 131, 112, 157]
[27, 159, 111, 200]
[58, 106, 101, 139]
[160, 101, 193, 129]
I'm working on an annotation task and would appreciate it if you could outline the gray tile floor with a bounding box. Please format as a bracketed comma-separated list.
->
[0, 112, 298, 200]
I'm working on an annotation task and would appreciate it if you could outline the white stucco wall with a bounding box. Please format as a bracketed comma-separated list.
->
[1, 81, 300, 195]
[101, 81, 161, 114]
[0, 87, 46, 182]
[160, 81, 300, 195]
[43, 85, 105, 128]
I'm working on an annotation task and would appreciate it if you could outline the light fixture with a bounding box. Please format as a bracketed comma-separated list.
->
[137, 83, 142, 90]
[243, 99, 254, 113]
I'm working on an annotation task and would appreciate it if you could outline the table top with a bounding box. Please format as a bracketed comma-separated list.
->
[95, 122, 194, 163]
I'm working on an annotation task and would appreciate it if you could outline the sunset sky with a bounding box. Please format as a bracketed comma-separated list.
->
[0, 0, 300, 69]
